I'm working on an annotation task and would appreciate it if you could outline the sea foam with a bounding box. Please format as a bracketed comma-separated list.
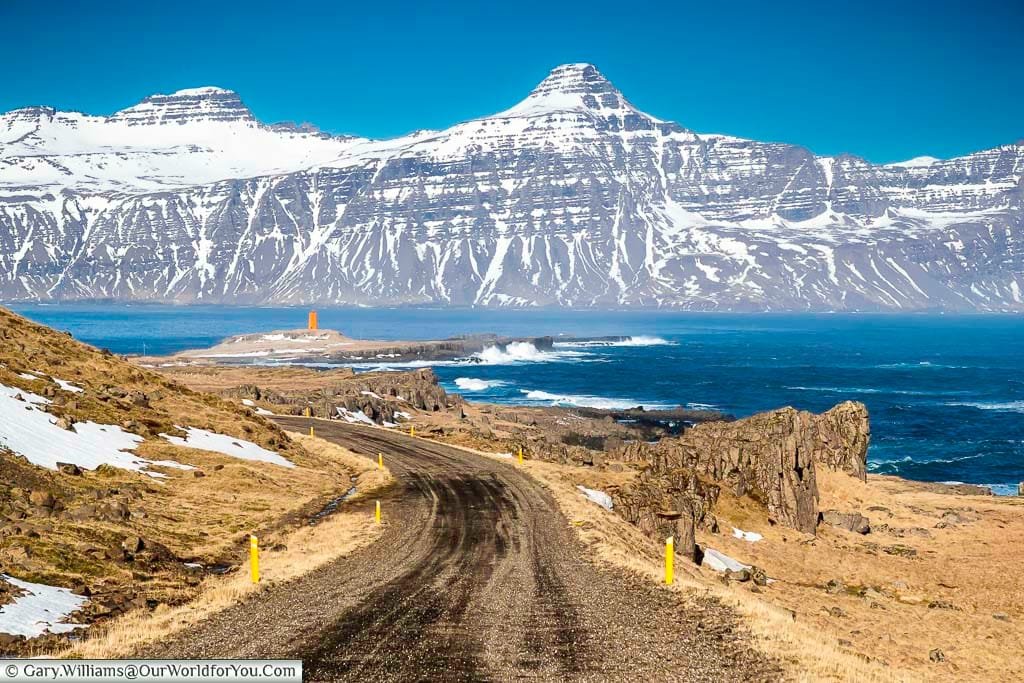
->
[520, 389, 674, 410]
[454, 377, 506, 391]
[554, 335, 673, 348]
[946, 400, 1024, 413]
[472, 342, 586, 365]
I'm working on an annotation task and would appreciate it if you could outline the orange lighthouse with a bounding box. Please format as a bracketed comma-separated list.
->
[308, 310, 318, 331]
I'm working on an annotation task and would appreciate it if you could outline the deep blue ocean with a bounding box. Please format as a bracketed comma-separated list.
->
[8, 304, 1023, 493]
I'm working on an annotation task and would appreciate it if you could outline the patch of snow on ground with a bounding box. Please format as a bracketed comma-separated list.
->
[394, 411, 412, 420]
[337, 408, 375, 426]
[161, 427, 294, 468]
[701, 548, 751, 573]
[241, 399, 273, 415]
[732, 528, 763, 542]
[576, 485, 613, 510]
[18, 373, 39, 381]
[0, 575, 87, 638]
[51, 378, 83, 393]
[0, 383, 188, 476]
[360, 390, 383, 400]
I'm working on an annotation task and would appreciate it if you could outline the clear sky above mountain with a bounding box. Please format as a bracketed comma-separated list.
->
[3, 0, 1021, 163]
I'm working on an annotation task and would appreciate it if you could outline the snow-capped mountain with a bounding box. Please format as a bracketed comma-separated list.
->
[1, 64, 1021, 310]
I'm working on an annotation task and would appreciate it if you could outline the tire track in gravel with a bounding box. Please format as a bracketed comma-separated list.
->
[143, 418, 780, 682]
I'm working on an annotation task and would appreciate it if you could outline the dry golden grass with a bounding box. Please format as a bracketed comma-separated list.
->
[152, 364, 359, 394]
[62, 433, 391, 659]
[462, 450, 920, 682]
[510, 453, 1024, 682]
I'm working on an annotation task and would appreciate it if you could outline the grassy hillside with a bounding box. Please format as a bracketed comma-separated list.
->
[0, 307, 356, 650]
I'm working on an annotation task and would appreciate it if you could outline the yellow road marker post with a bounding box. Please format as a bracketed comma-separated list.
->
[518, 446, 523, 464]
[664, 536, 674, 585]
[309, 425, 315, 437]
[375, 500, 382, 524]
[410, 425, 415, 437]
[250, 535, 260, 584]
[378, 452, 384, 470]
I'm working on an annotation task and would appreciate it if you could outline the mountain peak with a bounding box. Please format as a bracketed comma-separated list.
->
[501, 63, 647, 122]
[108, 86, 254, 126]
[529, 63, 615, 98]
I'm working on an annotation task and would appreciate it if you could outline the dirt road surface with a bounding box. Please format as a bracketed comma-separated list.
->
[144, 418, 778, 681]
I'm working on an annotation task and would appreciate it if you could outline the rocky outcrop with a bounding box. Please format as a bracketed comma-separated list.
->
[615, 469, 721, 562]
[616, 403, 870, 535]
[813, 401, 871, 481]
[820, 510, 871, 534]
[225, 368, 458, 424]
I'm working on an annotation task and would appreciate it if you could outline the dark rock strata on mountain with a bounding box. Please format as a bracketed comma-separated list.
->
[1, 65, 1021, 310]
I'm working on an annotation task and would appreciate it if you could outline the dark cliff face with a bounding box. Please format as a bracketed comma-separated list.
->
[613, 402, 870, 558]
[0, 65, 1022, 310]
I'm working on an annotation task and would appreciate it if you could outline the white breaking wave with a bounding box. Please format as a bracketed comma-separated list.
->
[946, 400, 1024, 413]
[554, 335, 673, 348]
[785, 385, 962, 397]
[454, 377, 507, 392]
[472, 342, 586, 365]
[874, 361, 969, 369]
[519, 389, 674, 410]
[291, 342, 585, 371]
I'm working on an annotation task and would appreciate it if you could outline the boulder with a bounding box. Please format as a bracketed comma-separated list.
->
[820, 510, 871, 534]
[614, 468, 720, 562]
[0, 633, 24, 647]
[56, 462, 83, 476]
[28, 490, 55, 508]
[99, 501, 131, 521]
[66, 504, 98, 522]
[121, 536, 145, 556]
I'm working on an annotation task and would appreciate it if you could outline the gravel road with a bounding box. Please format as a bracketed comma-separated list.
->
[144, 418, 778, 681]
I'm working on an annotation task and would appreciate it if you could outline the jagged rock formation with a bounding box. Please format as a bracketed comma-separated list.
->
[810, 401, 871, 481]
[615, 469, 722, 562]
[1, 64, 1022, 310]
[224, 368, 458, 424]
[616, 402, 871, 535]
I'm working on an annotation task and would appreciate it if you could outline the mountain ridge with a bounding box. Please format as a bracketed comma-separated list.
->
[0, 63, 1021, 310]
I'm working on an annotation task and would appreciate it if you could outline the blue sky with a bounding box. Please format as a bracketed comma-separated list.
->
[2, 0, 1021, 163]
